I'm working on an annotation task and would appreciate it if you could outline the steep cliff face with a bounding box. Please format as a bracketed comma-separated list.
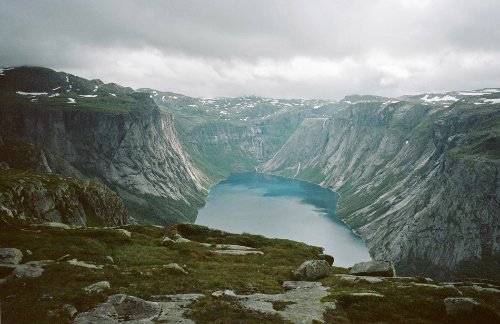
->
[0, 67, 206, 225]
[0, 136, 127, 226]
[262, 98, 500, 280]
[140, 88, 336, 182]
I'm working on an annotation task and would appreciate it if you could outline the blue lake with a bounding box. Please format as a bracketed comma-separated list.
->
[195, 172, 371, 267]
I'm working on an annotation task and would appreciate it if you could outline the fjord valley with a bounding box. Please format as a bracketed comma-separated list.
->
[0, 66, 499, 323]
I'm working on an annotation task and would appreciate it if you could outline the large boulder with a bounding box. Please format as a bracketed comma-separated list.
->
[0, 248, 23, 265]
[349, 260, 395, 277]
[292, 260, 331, 280]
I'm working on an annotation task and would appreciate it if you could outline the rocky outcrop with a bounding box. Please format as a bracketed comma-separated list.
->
[0, 166, 127, 226]
[263, 99, 500, 280]
[0, 67, 207, 225]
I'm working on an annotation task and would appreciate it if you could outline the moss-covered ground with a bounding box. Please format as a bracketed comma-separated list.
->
[0, 221, 499, 323]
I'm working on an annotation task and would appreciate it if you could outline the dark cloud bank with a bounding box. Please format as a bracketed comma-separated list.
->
[1, 0, 499, 98]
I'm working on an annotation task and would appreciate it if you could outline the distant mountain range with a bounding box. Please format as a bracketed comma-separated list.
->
[0, 66, 498, 280]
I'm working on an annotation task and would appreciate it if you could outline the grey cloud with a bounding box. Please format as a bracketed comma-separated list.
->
[1, 0, 500, 98]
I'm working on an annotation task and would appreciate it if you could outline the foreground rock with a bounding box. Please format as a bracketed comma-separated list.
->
[74, 294, 161, 323]
[293, 260, 331, 281]
[349, 260, 395, 277]
[74, 293, 203, 323]
[0, 248, 23, 264]
[444, 297, 480, 316]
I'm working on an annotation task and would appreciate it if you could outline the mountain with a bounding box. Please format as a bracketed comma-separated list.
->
[261, 95, 500, 280]
[1, 66, 499, 281]
[0, 67, 206, 225]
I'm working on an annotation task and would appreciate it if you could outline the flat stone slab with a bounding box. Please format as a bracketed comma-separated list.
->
[74, 293, 203, 323]
[214, 250, 264, 255]
[349, 292, 385, 298]
[235, 281, 335, 324]
[444, 297, 480, 316]
[67, 259, 104, 270]
[335, 274, 385, 283]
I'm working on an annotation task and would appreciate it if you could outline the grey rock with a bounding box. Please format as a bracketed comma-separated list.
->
[293, 260, 331, 281]
[349, 292, 384, 298]
[74, 294, 161, 323]
[58, 254, 72, 261]
[335, 274, 385, 283]
[115, 229, 131, 237]
[84, 281, 111, 293]
[173, 234, 192, 243]
[282, 281, 323, 290]
[67, 259, 103, 270]
[444, 297, 480, 316]
[74, 293, 201, 323]
[163, 263, 188, 274]
[63, 304, 78, 318]
[473, 285, 500, 294]
[318, 253, 334, 266]
[212, 290, 237, 298]
[349, 260, 395, 277]
[239, 299, 278, 315]
[0, 248, 23, 265]
[213, 244, 258, 251]
[160, 236, 175, 245]
[152, 293, 204, 302]
[11, 260, 53, 278]
[25, 249, 33, 256]
[33, 222, 71, 230]
[214, 250, 264, 255]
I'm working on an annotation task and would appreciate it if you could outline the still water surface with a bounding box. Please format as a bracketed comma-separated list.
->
[196, 172, 370, 267]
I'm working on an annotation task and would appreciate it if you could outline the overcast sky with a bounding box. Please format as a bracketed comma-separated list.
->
[1, 0, 499, 99]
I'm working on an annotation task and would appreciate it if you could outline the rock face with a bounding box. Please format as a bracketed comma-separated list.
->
[262, 98, 500, 280]
[0, 67, 206, 225]
[293, 260, 331, 280]
[0, 248, 23, 264]
[349, 260, 395, 277]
